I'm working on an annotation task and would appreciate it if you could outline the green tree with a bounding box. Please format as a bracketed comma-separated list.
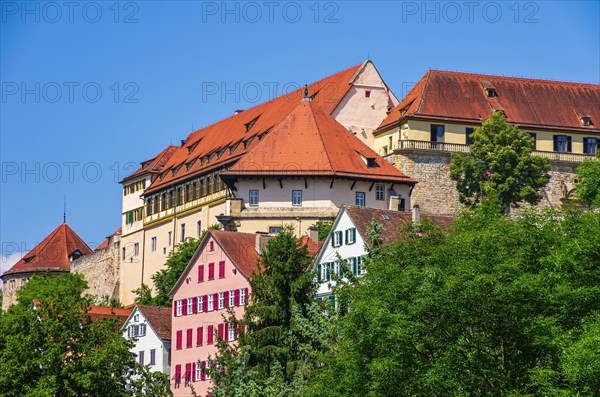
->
[312, 220, 334, 241]
[209, 228, 327, 396]
[450, 112, 550, 209]
[576, 157, 600, 208]
[0, 273, 137, 397]
[305, 206, 600, 396]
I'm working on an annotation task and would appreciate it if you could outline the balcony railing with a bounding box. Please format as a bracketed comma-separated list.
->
[380, 140, 595, 164]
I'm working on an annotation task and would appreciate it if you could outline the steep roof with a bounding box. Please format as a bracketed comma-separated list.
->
[94, 227, 122, 251]
[121, 145, 179, 183]
[210, 230, 260, 278]
[378, 70, 600, 133]
[87, 305, 132, 328]
[300, 235, 324, 257]
[343, 205, 454, 244]
[144, 62, 367, 195]
[222, 100, 416, 184]
[2, 224, 93, 278]
[135, 305, 172, 340]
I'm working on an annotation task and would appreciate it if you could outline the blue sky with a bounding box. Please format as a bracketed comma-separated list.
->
[1, 1, 599, 270]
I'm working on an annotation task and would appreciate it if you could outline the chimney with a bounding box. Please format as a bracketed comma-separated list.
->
[255, 231, 270, 255]
[307, 226, 319, 243]
[412, 205, 421, 223]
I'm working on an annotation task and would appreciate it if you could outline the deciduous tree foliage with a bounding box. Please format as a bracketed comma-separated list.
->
[576, 157, 600, 208]
[450, 112, 550, 208]
[209, 228, 329, 397]
[0, 273, 136, 397]
[304, 203, 600, 396]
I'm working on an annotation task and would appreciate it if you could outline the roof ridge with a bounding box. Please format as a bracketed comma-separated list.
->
[427, 69, 600, 87]
[24, 224, 63, 260]
[308, 102, 335, 173]
[415, 70, 432, 114]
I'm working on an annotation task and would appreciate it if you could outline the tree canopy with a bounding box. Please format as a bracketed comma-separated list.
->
[576, 157, 600, 208]
[449, 112, 551, 209]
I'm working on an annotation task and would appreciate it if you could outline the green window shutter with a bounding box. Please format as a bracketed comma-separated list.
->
[325, 263, 331, 281]
[338, 261, 344, 278]
[351, 228, 356, 243]
[345, 230, 349, 245]
[317, 264, 322, 282]
[357, 257, 362, 274]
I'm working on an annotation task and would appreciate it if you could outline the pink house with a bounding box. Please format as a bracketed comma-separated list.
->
[169, 229, 262, 397]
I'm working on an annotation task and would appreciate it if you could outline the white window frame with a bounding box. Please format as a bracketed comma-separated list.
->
[197, 296, 203, 312]
[229, 290, 235, 307]
[292, 190, 302, 206]
[176, 300, 183, 316]
[205, 359, 212, 380]
[240, 288, 246, 306]
[140, 323, 147, 337]
[187, 297, 193, 314]
[228, 323, 235, 341]
[151, 237, 157, 252]
[375, 184, 385, 201]
[355, 192, 366, 207]
[333, 231, 343, 247]
[249, 190, 259, 206]
[195, 361, 202, 380]
[347, 228, 356, 245]
[133, 242, 139, 257]
[218, 292, 224, 309]
[208, 294, 214, 311]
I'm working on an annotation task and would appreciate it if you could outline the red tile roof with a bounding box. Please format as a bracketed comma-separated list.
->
[343, 205, 454, 245]
[222, 100, 416, 184]
[121, 145, 179, 183]
[94, 227, 122, 251]
[210, 230, 259, 278]
[135, 305, 172, 340]
[143, 63, 367, 196]
[2, 224, 93, 278]
[378, 70, 600, 133]
[87, 305, 132, 328]
[300, 235, 324, 257]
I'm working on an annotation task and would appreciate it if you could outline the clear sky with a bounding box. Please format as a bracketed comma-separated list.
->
[1, 0, 599, 272]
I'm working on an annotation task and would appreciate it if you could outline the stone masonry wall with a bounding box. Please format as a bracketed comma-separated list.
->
[390, 151, 580, 215]
[72, 235, 121, 303]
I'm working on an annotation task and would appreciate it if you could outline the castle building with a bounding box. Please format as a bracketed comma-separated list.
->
[373, 70, 600, 214]
[118, 61, 402, 305]
[1, 223, 92, 310]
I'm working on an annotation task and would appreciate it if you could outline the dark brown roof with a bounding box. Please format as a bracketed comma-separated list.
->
[2, 224, 92, 278]
[343, 205, 454, 245]
[378, 70, 600, 133]
[135, 305, 172, 340]
[222, 100, 416, 184]
[121, 145, 178, 183]
[143, 63, 366, 195]
[210, 230, 259, 278]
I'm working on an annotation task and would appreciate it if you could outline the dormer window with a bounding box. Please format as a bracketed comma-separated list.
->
[69, 250, 82, 261]
[245, 116, 259, 132]
[187, 142, 198, 155]
[580, 116, 592, 126]
[24, 256, 35, 264]
[481, 80, 497, 98]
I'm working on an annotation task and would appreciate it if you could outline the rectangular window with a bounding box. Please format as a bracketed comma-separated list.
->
[150, 349, 156, 365]
[466, 127, 475, 145]
[355, 192, 366, 207]
[133, 243, 139, 257]
[269, 226, 282, 234]
[138, 351, 144, 365]
[180, 223, 186, 242]
[584, 137, 598, 155]
[197, 221, 202, 237]
[208, 262, 215, 280]
[176, 330, 182, 350]
[198, 265, 204, 283]
[197, 295, 203, 313]
[218, 261, 225, 279]
[553, 135, 572, 153]
[249, 190, 259, 206]
[207, 325, 214, 344]
[176, 300, 183, 317]
[186, 328, 193, 348]
[151, 237, 157, 252]
[529, 132, 537, 149]
[168, 231, 172, 246]
[375, 185, 385, 201]
[430, 124, 445, 143]
[195, 362, 202, 381]
[240, 288, 247, 306]
[187, 298, 193, 314]
[229, 290, 235, 307]
[228, 323, 236, 341]
[346, 228, 356, 245]
[197, 326, 203, 346]
[140, 323, 146, 336]
[208, 294, 214, 311]
[218, 292, 224, 309]
[332, 231, 343, 247]
[292, 190, 303, 206]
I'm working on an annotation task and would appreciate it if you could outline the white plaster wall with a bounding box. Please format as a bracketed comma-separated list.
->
[123, 307, 170, 375]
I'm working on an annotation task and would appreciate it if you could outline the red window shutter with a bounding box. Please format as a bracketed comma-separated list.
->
[224, 323, 229, 341]
[218, 261, 225, 278]
[175, 364, 181, 378]
[201, 361, 206, 380]
[207, 325, 213, 344]
[182, 300, 187, 316]
[223, 291, 229, 308]
[234, 323, 238, 340]
[213, 293, 219, 308]
[202, 295, 208, 312]
[198, 265, 204, 282]
[186, 328, 193, 348]
[192, 297, 198, 313]
[192, 362, 196, 382]
[173, 301, 177, 317]
[208, 263, 214, 280]
[176, 330, 182, 350]
[185, 362, 191, 379]
[234, 289, 240, 306]
[218, 323, 224, 340]
[197, 326, 203, 346]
